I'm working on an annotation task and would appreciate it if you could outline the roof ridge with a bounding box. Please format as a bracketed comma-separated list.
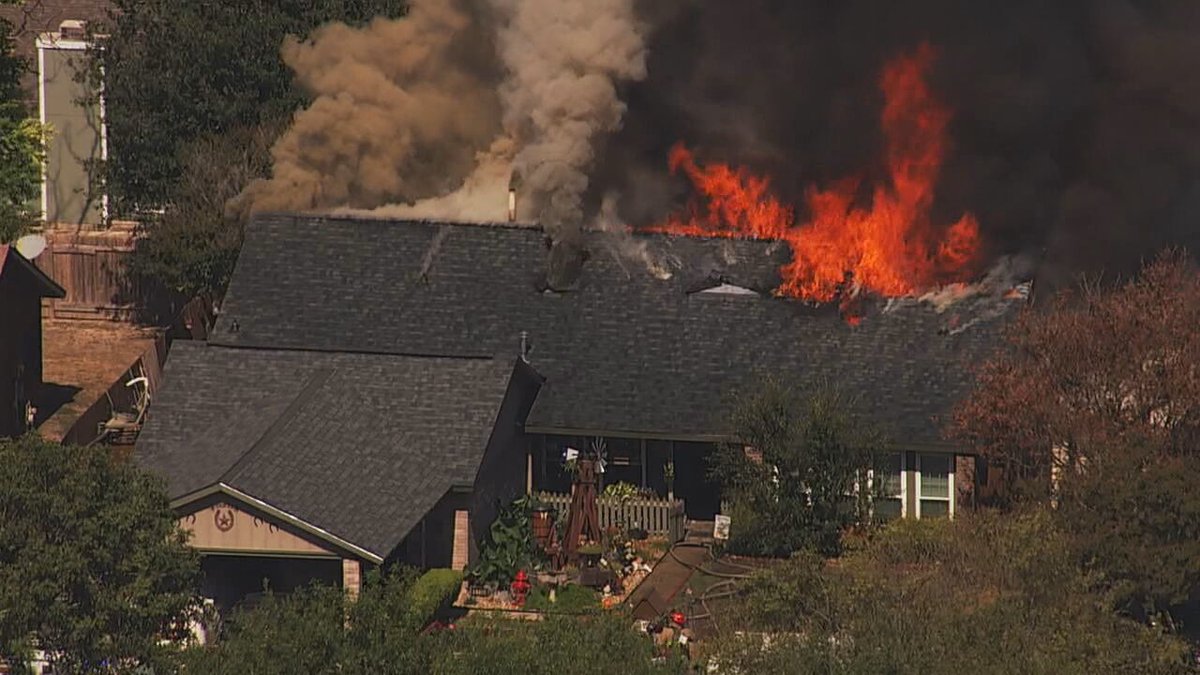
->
[253, 211, 547, 234]
[201, 340, 498, 360]
[219, 366, 336, 484]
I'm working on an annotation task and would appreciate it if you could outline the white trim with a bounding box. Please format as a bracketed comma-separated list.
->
[172, 483, 385, 564]
[914, 455, 922, 518]
[37, 41, 47, 222]
[97, 60, 108, 222]
[35, 35, 91, 51]
[915, 453, 954, 519]
[948, 459, 956, 519]
[900, 452, 908, 518]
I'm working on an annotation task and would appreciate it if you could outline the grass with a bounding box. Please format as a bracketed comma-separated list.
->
[523, 584, 600, 613]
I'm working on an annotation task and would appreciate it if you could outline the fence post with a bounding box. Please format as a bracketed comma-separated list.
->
[668, 500, 685, 543]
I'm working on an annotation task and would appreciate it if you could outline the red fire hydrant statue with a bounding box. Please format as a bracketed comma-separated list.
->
[511, 570, 531, 607]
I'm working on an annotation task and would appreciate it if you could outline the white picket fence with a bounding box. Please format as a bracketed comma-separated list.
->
[535, 491, 686, 542]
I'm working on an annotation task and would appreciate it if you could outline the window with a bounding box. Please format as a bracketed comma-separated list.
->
[873, 452, 904, 521]
[917, 453, 953, 518]
[603, 437, 642, 489]
[529, 434, 572, 494]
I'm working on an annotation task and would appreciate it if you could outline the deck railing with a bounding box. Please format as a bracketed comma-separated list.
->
[534, 491, 686, 543]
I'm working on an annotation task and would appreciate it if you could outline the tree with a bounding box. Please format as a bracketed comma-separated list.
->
[0, 10, 46, 243]
[711, 511, 1192, 674]
[97, 0, 406, 216]
[125, 121, 282, 312]
[954, 250, 1200, 489]
[0, 435, 200, 671]
[709, 380, 882, 557]
[181, 582, 351, 675]
[953, 251, 1200, 620]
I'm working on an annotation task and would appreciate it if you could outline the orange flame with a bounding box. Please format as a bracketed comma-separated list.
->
[652, 43, 981, 303]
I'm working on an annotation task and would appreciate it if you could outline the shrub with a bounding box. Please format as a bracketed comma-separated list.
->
[712, 510, 1193, 674]
[404, 569, 464, 626]
[710, 380, 883, 557]
[468, 495, 543, 587]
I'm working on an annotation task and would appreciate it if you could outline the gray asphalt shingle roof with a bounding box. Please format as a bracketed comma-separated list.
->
[136, 341, 517, 559]
[210, 214, 1020, 447]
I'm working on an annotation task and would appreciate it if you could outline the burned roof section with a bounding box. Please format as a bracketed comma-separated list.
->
[211, 213, 1025, 446]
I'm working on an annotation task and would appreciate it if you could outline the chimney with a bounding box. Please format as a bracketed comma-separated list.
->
[507, 170, 522, 223]
[59, 20, 88, 40]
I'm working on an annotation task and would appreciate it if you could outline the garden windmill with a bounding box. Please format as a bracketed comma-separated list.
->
[562, 455, 602, 564]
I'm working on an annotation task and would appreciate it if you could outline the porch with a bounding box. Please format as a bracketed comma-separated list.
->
[533, 491, 686, 542]
[526, 433, 723, 519]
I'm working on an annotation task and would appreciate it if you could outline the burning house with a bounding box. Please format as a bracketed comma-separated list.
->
[133, 0, 1199, 607]
[136, 210, 1026, 605]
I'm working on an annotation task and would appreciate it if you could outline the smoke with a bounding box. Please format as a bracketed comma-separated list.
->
[236, 0, 649, 242]
[231, 0, 502, 218]
[591, 0, 1200, 290]
[489, 0, 647, 239]
[237, 0, 1200, 293]
[340, 137, 516, 222]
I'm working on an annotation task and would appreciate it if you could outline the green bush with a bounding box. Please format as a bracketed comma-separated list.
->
[405, 569, 463, 626]
[468, 495, 543, 587]
[712, 510, 1193, 674]
[709, 380, 883, 558]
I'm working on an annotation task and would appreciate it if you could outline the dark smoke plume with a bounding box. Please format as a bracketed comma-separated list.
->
[594, 0, 1200, 288]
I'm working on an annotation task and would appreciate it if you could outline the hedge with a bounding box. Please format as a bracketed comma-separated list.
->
[406, 569, 464, 626]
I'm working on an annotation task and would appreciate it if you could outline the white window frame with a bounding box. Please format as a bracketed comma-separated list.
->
[914, 453, 955, 519]
[860, 452, 906, 520]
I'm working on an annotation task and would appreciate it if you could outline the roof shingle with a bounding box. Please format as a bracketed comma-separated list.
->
[136, 341, 518, 558]
[210, 214, 1019, 447]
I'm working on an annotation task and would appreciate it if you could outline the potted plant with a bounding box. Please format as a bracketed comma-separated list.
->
[577, 542, 604, 568]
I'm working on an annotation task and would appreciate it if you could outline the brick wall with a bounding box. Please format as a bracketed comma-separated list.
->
[451, 510, 469, 571]
[342, 558, 361, 599]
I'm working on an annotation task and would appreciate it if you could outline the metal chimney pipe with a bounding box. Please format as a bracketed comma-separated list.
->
[519, 331, 531, 362]
[507, 170, 521, 223]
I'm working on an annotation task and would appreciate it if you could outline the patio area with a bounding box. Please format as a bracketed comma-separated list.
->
[36, 320, 160, 442]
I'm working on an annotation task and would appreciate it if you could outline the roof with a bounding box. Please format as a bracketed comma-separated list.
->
[135, 341, 523, 560]
[0, 244, 67, 297]
[0, 245, 66, 298]
[210, 214, 1022, 447]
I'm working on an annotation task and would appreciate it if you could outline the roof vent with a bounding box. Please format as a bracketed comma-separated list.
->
[59, 20, 88, 40]
[519, 331, 533, 362]
[698, 283, 759, 297]
[543, 238, 588, 292]
[686, 274, 760, 297]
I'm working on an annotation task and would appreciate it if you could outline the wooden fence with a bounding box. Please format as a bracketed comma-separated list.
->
[34, 222, 141, 321]
[535, 492, 686, 543]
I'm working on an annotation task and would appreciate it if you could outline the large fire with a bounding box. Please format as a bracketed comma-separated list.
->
[652, 43, 981, 306]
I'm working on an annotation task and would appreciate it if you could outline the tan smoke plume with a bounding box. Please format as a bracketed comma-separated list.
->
[489, 0, 647, 237]
[230, 0, 501, 217]
[235, 0, 648, 233]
